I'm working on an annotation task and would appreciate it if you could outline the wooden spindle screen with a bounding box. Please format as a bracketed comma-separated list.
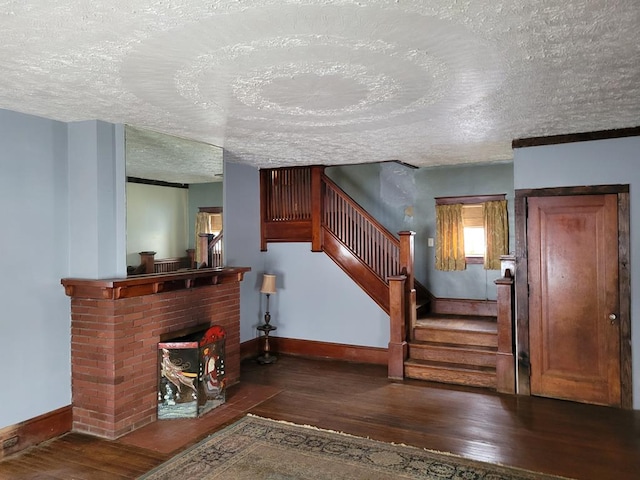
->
[265, 167, 312, 222]
[322, 179, 400, 284]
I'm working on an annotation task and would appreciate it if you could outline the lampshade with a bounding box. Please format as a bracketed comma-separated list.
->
[260, 274, 277, 294]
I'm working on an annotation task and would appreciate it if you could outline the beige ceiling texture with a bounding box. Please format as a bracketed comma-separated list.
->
[1, 1, 638, 183]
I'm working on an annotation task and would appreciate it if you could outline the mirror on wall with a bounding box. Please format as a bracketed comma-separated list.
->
[124, 125, 223, 273]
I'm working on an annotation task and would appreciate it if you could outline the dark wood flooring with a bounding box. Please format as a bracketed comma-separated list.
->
[1, 355, 639, 479]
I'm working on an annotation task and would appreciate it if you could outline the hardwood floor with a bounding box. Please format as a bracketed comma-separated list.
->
[1, 355, 639, 479]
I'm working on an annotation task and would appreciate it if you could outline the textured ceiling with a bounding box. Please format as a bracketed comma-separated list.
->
[1, 1, 638, 183]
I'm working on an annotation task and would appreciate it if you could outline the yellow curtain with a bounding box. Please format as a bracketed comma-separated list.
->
[483, 200, 508, 270]
[195, 212, 211, 264]
[435, 204, 466, 271]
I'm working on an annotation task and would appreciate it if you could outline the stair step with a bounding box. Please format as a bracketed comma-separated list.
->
[404, 359, 497, 389]
[409, 341, 497, 367]
[416, 314, 497, 331]
[413, 315, 497, 347]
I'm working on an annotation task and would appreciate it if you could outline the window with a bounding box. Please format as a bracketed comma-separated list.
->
[435, 194, 507, 270]
[462, 204, 485, 262]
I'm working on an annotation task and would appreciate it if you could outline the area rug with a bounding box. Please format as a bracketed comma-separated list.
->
[139, 415, 570, 480]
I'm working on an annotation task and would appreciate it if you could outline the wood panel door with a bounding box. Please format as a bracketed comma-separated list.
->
[527, 194, 621, 406]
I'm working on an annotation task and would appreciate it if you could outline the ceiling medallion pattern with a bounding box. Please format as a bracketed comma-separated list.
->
[125, 3, 503, 158]
[232, 61, 398, 116]
[1, 0, 638, 171]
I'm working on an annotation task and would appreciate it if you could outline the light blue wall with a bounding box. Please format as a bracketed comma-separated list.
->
[223, 158, 263, 343]
[513, 136, 640, 409]
[259, 243, 389, 347]
[0, 112, 127, 429]
[328, 161, 515, 300]
[68, 121, 126, 278]
[0, 110, 72, 428]
[224, 157, 388, 347]
[188, 182, 223, 249]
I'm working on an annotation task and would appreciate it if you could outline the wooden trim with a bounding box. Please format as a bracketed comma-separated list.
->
[431, 298, 497, 317]
[61, 267, 250, 300]
[514, 194, 531, 395]
[311, 166, 324, 252]
[126, 176, 189, 189]
[514, 185, 632, 408]
[260, 169, 269, 251]
[495, 276, 516, 394]
[269, 337, 388, 365]
[240, 337, 261, 361]
[322, 228, 390, 313]
[618, 191, 632, 409]
[465, 256, 484, 265]
[0, 406, 72, 459]
[516, 184, 628, 198]
[435, 194, 506, 205]
[198, 206, 222, 213]
[388, 160, 419, 169]
[512, 126, 640, 149]
[262, 221, 312, 243]
[388, 276, 408, 379]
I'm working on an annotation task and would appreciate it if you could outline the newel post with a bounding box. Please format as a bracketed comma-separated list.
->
[198, 234, 209, 267]
[398, 231, 416, 339]
[495, 255, 516, 394]
[186, 249, 195, 268]
[388, 275, 408, 379]
[139, 251, 156, 274]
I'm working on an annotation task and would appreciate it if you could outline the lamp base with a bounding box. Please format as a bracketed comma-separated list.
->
[257, 353, 277, 365]
[257, 319, 277, 365]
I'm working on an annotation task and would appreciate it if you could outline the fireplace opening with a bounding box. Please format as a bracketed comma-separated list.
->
[157, 325, 226, 419]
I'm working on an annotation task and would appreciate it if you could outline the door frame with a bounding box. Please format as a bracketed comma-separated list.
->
[514, 184, 632, 408]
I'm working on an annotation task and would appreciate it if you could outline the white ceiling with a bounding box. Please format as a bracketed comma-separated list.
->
[1, 1, 638, 183]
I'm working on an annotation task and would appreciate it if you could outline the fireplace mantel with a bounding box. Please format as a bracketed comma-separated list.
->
[62, 267, 250, 439]
[61, 266, 250, 300]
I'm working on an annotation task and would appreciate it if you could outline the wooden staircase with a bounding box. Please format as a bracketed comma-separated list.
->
[259, 165, 516, 394]
[405, 315, 498, 388]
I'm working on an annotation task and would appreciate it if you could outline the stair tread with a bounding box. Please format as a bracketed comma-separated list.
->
[405, 358, 496, 373]
[410, 340, 497, 352]
[415, 315, 497, 333]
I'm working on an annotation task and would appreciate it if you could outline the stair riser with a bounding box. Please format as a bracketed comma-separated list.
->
[409, 345, 496, 367]
[413, 329, 497, 347]
[404, 364, 497, 389]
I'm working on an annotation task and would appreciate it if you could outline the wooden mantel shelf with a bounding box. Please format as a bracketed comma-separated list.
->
[61, 267, 250, 300]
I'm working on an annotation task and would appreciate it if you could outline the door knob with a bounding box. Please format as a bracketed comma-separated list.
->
[609, 313, 617, 324]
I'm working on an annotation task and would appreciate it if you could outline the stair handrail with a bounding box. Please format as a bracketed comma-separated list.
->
[321, 174, 417, 356]
[321, 174, 401, 285]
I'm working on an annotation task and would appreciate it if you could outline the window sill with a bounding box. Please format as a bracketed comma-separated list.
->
[465, 256, 484, 265]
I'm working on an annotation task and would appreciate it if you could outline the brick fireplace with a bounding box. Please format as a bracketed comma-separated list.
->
[62, 268, 249, 439]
